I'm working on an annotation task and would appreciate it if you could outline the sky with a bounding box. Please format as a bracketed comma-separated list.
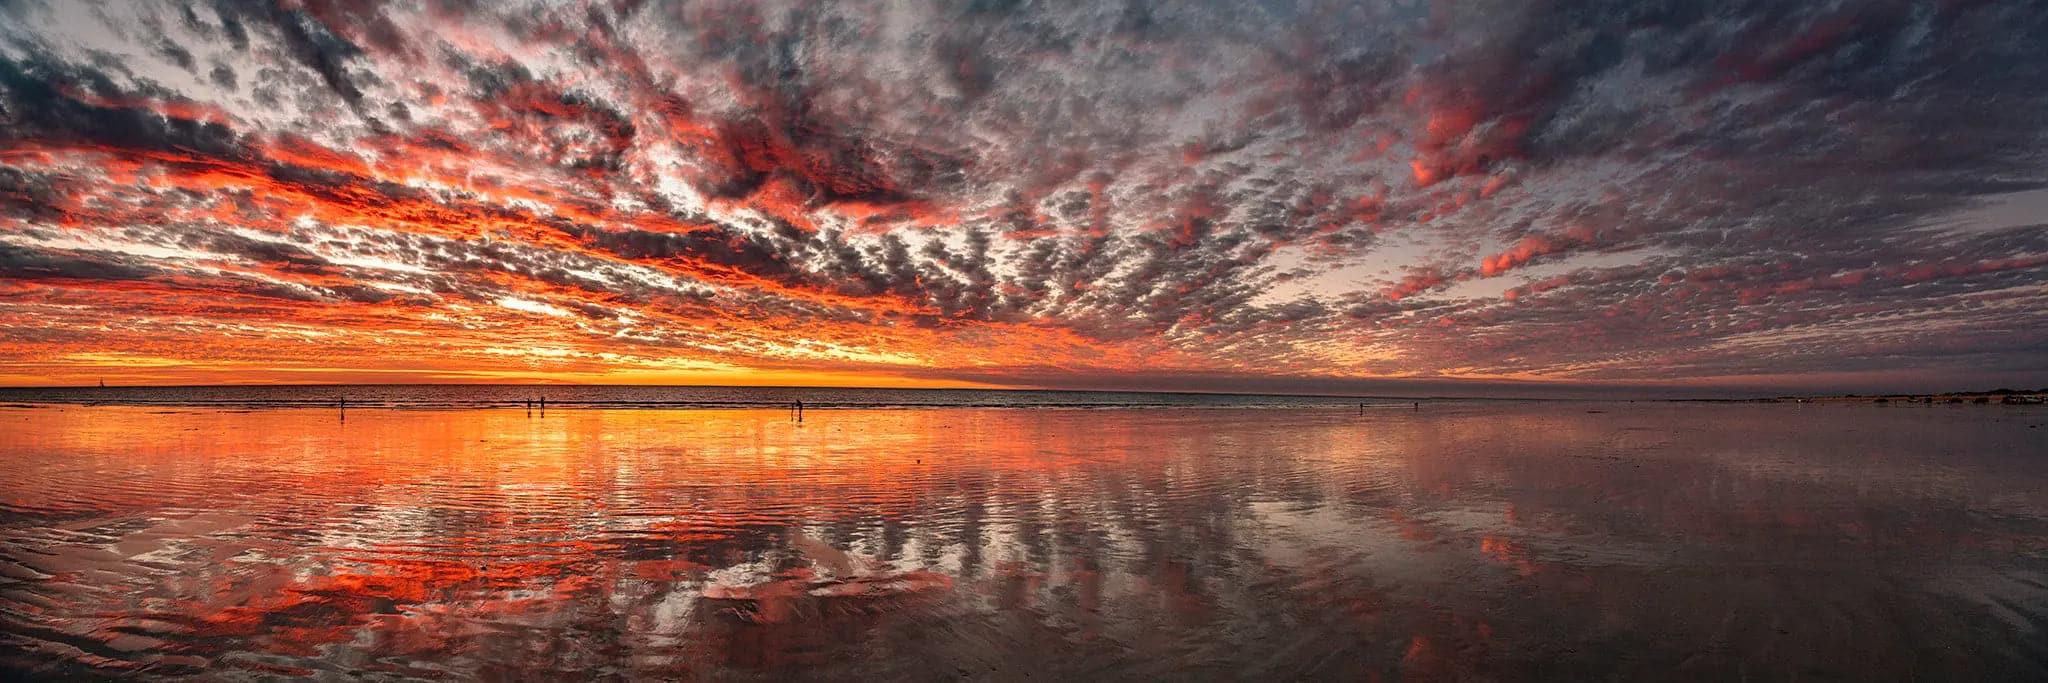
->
[1, 0, 2045, 396]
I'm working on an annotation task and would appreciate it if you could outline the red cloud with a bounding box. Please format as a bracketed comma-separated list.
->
[1480, 234, 1573, 277]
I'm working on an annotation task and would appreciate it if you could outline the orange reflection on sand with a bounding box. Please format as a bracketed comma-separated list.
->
[2, 403, 2046, 679]
[0, 406, 1196, 676]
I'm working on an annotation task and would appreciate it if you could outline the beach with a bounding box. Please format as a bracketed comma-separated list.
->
[2, 400, 2045, 679]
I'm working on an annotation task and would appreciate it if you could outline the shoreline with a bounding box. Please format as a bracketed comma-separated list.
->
[3, 398, 2042, 413]
[1681, 391, 2048, 405]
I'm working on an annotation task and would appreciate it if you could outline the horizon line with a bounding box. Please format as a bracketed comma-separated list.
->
[3, 380, 2042, 403]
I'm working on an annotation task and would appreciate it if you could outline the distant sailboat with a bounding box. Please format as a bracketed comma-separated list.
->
[99, 379, 106, 388]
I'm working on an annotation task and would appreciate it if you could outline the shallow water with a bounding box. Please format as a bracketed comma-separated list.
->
[0, 384, 1394, 410]
[1, 402, 2044, 680]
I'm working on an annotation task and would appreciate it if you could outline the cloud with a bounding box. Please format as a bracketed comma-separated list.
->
[0, 0, 2044, 392]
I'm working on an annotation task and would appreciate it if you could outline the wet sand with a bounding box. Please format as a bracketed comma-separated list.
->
[1, 402, 2045, 680]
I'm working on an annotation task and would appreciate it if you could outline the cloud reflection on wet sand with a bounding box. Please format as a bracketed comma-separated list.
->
[1, 403, 2045, 679]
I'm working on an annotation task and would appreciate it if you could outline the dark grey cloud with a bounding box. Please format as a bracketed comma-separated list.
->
[0, 241, 157, 282]
[0, 54, 244, 158]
